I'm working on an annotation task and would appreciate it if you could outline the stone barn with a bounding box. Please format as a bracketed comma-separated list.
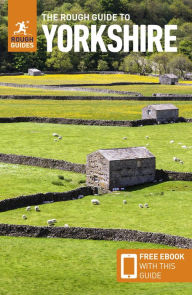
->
[159, 74, 178, 85]
[28, 68, 42, 76]
[184, 73, 192, 81]
[142, 104, 179, 122]
[86, 147, 156, 191]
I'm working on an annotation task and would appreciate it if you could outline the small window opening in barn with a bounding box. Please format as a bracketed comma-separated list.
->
[137, 160, 142, 168]
[93, 175, 98, 182]
[147, 109, 152, 115]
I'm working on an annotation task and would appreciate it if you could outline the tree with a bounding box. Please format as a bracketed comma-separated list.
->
[0, 0, 8, 16]
[169, 54, 192, 78]
[37, 0, 44, 15]
[13, 37, 47, 72]
[97, 60, 109, 71]
[46, 48, 73, 72]
[41, 0, 56, 12]
[150, 53, 171, 74]
[170, 0, 192, 22]
[100, 0, 121, 14]
[84, 0, 100, 13]
[78, 61, 88, 72]
[179, 40, 192, 60]
[112, 61, 119, 71]
[120, 53, 152, 75]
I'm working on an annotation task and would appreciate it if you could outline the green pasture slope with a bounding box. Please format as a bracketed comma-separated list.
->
[86, 84, 192, 96]
[0, 73, 191, 96]
[0, 73, 159, 85]
[0, 86, 122, 97]
[2, 237, 191, 295]
[0, 99, 192, 120]
[0, 75, 191, 295]
[0, 83, 192, 96]
[0, 163, 86, 200]
[0, 172, 191, 294]
[0, 181, 191, 239]
[0, 123, 191, 172]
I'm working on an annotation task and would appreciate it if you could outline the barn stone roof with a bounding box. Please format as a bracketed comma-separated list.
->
[28, 68, 41, 73]
[146, 104, 178, 111]
[97, 147, 155, 161]
[161, 74, 178, 79]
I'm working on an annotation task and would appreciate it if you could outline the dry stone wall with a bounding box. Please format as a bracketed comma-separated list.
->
[0, 95, 192, 101]
[0, 187, 97, 212]
[0, 153, 86, 173]
[0, 116, 187, 127]
[0, 224, 191, 248]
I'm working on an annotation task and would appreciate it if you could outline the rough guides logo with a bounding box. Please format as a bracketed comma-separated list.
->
[8, 0, 37, 52]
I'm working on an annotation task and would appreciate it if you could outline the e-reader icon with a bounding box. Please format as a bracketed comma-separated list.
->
[121, 254, 138, 279]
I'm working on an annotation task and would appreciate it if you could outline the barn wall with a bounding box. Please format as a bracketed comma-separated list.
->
[142, 107, 157, 120]
[86, 152, 109, 190]
[142, 107, 179, 121]
[159, 77, 177, 85]
[109, 158, 155, 189]
[156, 109, 179, 121]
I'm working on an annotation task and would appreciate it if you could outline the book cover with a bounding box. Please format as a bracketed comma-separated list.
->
[0, 0, 192, 294]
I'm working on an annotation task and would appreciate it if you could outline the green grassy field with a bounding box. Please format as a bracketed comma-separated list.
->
[0, 73, 159, 85]
[1, 74, 191, 295]
[0, 163, 85, 200]
[0, 181, 191, 238]
[3, 237, 191, 295]
[86, 84, 192, 96]
[0, 123, 191, 172]
[0, 86, 122, 97]
[0, 99, 192, 120]
[0, 73, 191, 96]
[0, 83, 192, 96]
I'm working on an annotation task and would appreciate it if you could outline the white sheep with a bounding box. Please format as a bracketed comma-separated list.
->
[173, 157, 180, 162]
[47, 219, 57, 226]
[123, 200, 127, 205]
[123, 137, 127, 140]
[58, 136, 62, 140]
[35, 206, 40, 212]
[144, 203, 149, 208]
[26, 206, 31, 211]
[146, 136, 149, 139]
[52, 133, 59, 137]
[170, 140, 174, 144]
[22, 215, 27, 220]
[139, 204, 143, 208]
[64, 224, 69, 227]
[181, 145, 187, 149]
[91, 199, 100, 205]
